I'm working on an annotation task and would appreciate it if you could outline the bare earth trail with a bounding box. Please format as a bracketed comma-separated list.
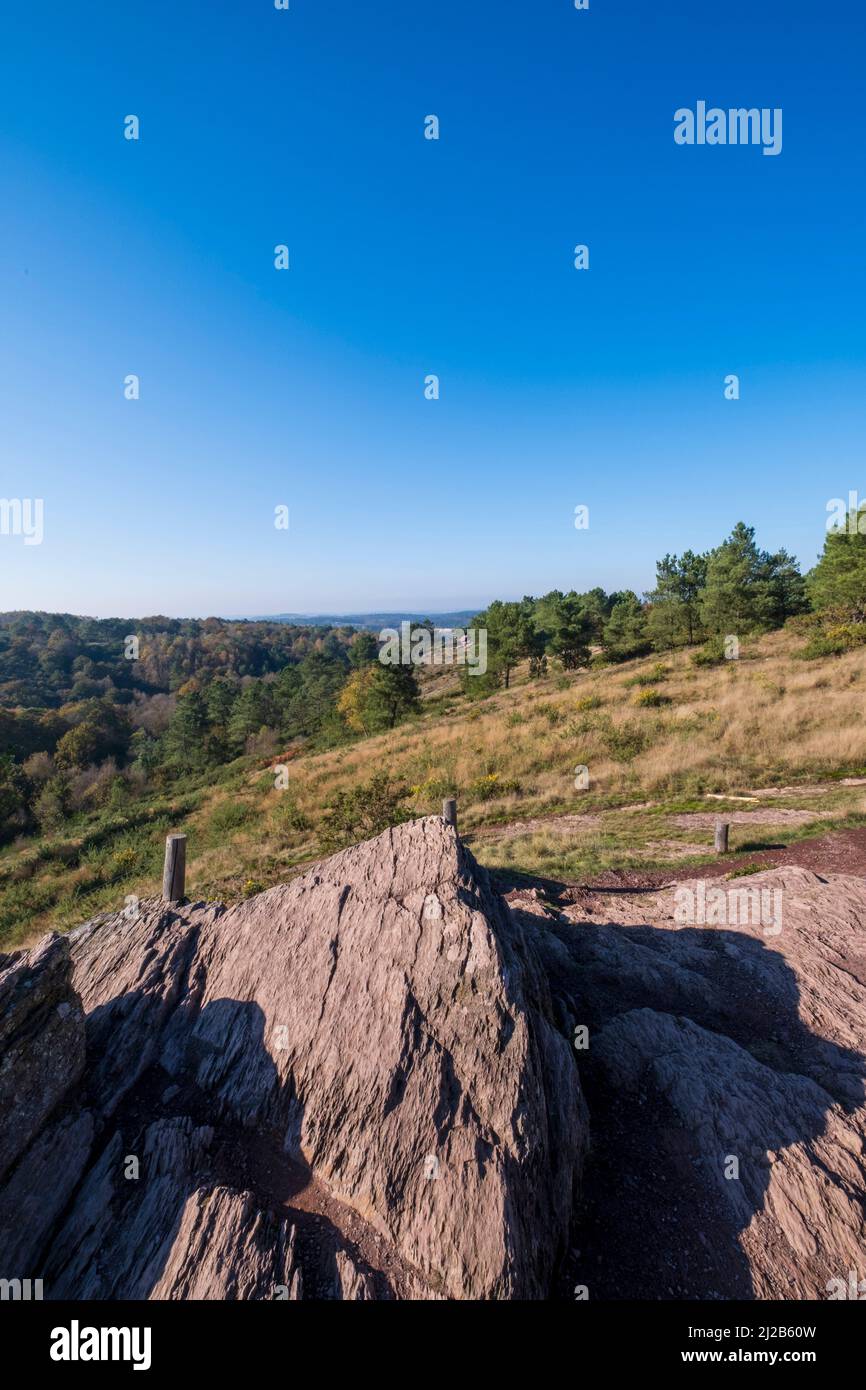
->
[488, 824, 866, 898]
[467, 800, 839, 849]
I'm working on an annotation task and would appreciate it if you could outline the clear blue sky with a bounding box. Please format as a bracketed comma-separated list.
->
[1, 0, 864, 618]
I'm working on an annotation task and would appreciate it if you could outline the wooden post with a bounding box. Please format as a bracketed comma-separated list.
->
[162, 834, 186, 903]
[442, 798, 457, 832]
[714, 821, 729, 854]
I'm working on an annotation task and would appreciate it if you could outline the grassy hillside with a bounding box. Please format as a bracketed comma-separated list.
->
[4, 626, 866, 950]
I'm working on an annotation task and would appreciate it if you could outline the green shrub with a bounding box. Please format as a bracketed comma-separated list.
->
[109, 845, 139, 880]
[604, 724, 649, 761]
[538, 704, 566, 726]
[691, 636, 729, 667]
[799, 623, 866, 660]
[271, 796, 311, 833]
[408, 776, 454, 804]
[0, 878, 60, 935]
[33, 776, 72, 833]
[626, 663, 669, 687]
[209, 800, 254, 834]
[320, 772, 411, 851]
[467, 772, 522, 802]
[632, 688, 670, 708]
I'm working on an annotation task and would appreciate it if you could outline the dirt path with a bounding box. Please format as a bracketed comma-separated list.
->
[672, 809, 834, 828]
[589, 823, 866, 890]
[493, 823, 866, 904]
[468, 794, 842, 848]
[467, 814, 601, 842]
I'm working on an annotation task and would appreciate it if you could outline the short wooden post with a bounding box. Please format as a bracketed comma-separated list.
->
[714, 821, 729, 854]
[162, 834, 186, 903]
[442, 798, 457, 832]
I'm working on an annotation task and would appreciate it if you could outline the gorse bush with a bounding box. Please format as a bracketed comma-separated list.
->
[109, 846, 138, 880]
[467, 772, 522, 802]
[631, 688, 671, 708]
[799, 622, 866, 660]
[626, 664, 669, 687]
[407, 775, 454, 804]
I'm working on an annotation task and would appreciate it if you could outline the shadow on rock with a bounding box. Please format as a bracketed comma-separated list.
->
[514, 901, 866, 1301]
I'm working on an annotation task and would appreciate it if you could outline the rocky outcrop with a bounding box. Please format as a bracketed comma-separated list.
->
[0, 934, 85, 1180]
[0, 817, 587, 1300]
[7, 822, 861, 1302]
[592, 1007, 865, 1299]
[511, 864, 866, 1300]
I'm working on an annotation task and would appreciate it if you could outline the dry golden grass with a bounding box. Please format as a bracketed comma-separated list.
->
[7, 626, 866, 946]
[265, 628, 866, 826]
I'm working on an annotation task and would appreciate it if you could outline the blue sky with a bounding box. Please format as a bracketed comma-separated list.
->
[1, 0, 864, 618]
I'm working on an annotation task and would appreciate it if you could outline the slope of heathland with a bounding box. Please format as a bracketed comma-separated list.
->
[4, 625, 866, 950]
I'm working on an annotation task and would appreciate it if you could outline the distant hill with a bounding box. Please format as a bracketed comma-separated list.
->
[249, 611, 480, 630]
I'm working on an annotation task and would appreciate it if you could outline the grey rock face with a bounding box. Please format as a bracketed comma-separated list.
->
[0, 818, 587, 1300]
[0, 933, 85, 1181]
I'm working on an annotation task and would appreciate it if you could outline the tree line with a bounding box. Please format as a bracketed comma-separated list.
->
[0, 624, 419, 840]
[462, 517, 860, 690]
[1, 513, 864, 842]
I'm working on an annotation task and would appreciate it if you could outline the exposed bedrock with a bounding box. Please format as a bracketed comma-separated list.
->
[0, 818, 587, 1300]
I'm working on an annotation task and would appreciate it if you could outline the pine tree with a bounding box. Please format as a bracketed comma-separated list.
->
[603, 592, 651, 661]
[163, 691, 209, 771]
[701, 523, 806, 633]
[758, 548, 808, 626]
[473, 600, 535, 690]
[365, 664, 420, 730]
[348, 631, 378, 667]
[538, 593, 593, 669]
[700, 523, 765, 633]
[646, 551, 708, 649]
[808, 514, 866, 620]
[677, 550, 709, 642]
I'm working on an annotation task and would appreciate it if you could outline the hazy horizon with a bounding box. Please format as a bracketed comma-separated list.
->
[0, 602, 486, 624]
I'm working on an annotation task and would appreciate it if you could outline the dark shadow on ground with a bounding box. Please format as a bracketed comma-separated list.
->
[510, 889, 866, 1301]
